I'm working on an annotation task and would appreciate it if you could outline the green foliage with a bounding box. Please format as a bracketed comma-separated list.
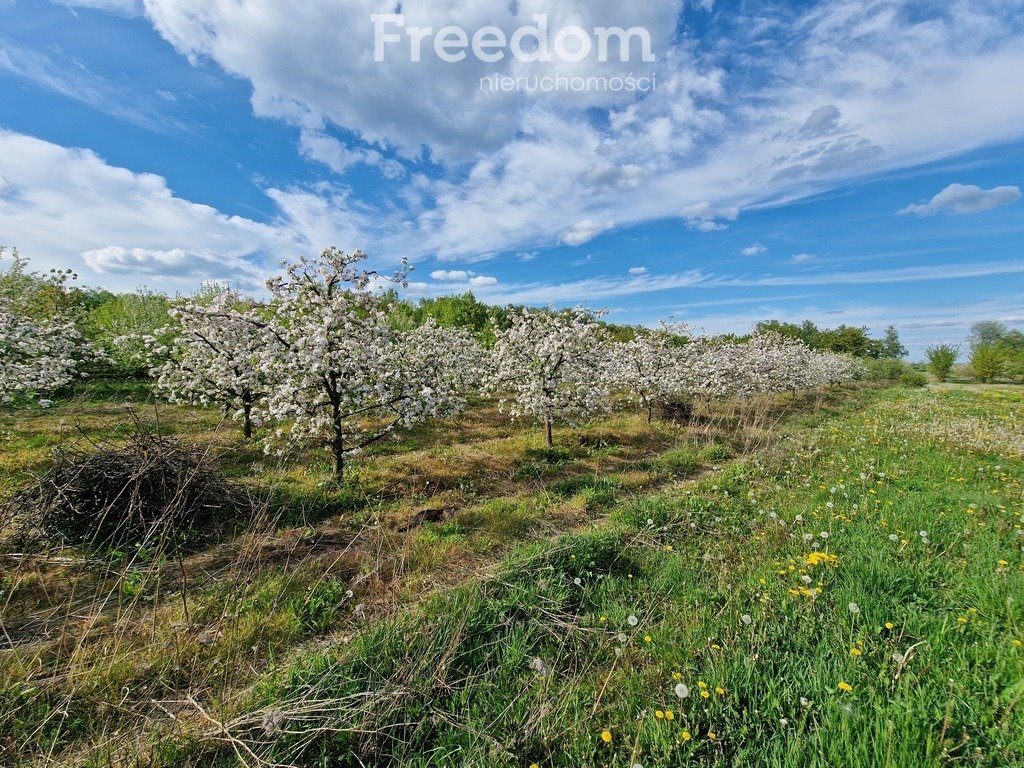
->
[970, 344, 1007, 383]
[84, 289, 172, 376]
[754, 319, 902, 358]
[924, 343, 959, 382]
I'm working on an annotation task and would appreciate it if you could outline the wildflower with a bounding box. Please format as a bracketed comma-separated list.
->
[680, 730, 692, 742]
[627, 615, 639, 627]
[884, 622, 894, 630]
[600, 615, 607, 623]
[700, 690, 711, 699]
[600, 730, 612, 743]
[780, 718, 789, 727]
[665, 544, 674, 552]
[715, 686, 726, 695]
[644, 635, 653, 644]
[675, 683, 690, 699]
[850, 647, 862, 657]
[665, 710, 675, 721]
[672, 671, 682, 681]
[573, 577, 582, 586]
[838, 681, 853, 693]
[957, 616, 968, 625]
[530, 764, 539, 768]
[848, 602, 861, 615]
[708, 731, 717, 741]
[655, 710, 665, 719]
[698, 681, 708, 689]
[805, 552, 839, 567]
[617, 633, 627, 643]
[741, 614, 753, 626]
[888, 534, 899, 542]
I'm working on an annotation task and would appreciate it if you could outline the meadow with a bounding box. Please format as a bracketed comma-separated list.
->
[1, 382, 1022, 767]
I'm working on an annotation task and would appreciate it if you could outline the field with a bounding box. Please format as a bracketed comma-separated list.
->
[1, 383, 1023, 767]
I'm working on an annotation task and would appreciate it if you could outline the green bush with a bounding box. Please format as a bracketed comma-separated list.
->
[924, 343, 958, 382]
[970, 344, 1006, 383]
[898, 369, 928, 388]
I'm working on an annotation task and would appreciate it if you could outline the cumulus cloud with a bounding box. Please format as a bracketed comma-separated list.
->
[561, 218, 614, 246]
[469, 275, 499, 286]
[430, 270, 471, 281]
[791, 253, 817, 265]
[742, 243, 768, 257]
[628, 266, 648, 275]
[898, 183, 1022, 217]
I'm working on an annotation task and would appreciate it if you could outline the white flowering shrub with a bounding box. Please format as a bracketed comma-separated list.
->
[0, 249, 91, 404]
[484, 306, 610, 447]
[144, 289, 275, 438]
[257, 248, 476, 478]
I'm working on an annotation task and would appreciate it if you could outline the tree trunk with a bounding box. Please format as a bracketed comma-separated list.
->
[647, 402, 653, 425]
[243, 401, 253, 439]
[544, 415, 553, 448]
[333, 443, 344, 481]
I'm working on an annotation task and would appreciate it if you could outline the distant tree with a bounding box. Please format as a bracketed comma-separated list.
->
[87, 289, 172, 376]
[879, 325, 908, 359]
[607, 321, 688, 423]
[970, 344, 1006, 383]
[924, 344, 958, 382]
[818, 325, 873, 357]
[485, 306, 610, 447]
[968, 321, 1009, 349]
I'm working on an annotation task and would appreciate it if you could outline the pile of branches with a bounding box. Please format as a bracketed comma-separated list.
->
[6, 430, 238, 549]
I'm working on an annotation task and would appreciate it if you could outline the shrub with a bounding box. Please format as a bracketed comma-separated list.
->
[898, 369, 928, 388]
[924, 344, 958, 382]
[970, 344, 1006, 383]
[862, 358, 908, 382]
[6, 430, 237, 549]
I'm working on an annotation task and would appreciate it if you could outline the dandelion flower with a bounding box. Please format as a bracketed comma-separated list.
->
[715, 686, 726, 695]
[675, 683, 690, 699]
[701, 690, 711, 699]
[665, 710, 675, 721]
[644, 634, 653, 644]
[681, 730, 692, 742]
[838, 681, 853, 693]
[884, 622, 894, 630]
[708, 731, 717, 741]
[741, 614, 753, 626]
[628, 615, 639, 627]
[850, 647, 862, 657]
[655, 710, 665, 719]
[600, 730, 612, 743]
[848, 602, 861, 615]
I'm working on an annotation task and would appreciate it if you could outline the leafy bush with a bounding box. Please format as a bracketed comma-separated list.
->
[924, 343, 958, 382]
[970, 344, 1006, 383]
[898, 369, 928, 388]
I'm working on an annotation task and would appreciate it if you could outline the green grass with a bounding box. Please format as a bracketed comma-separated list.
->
[2, 385, 1023, 767]
[196, 386, 1024, 768]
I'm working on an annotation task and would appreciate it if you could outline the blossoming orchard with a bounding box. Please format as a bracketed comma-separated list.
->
[2, 247, 864, 474]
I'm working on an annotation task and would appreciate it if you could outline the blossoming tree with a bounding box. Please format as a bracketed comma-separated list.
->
[258, 248, 479, 479]
[485, 306, 610, 447]
[607, 322, 690, 423]
[144, 289, 274, 438]
[0, 249, 91, 404]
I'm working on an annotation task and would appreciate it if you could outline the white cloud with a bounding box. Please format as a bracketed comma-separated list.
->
[628, 266, 648, 275]
[561, 218, 614, 246]
[898, 183, 1022, 216]
[53, 0, 141, 15]
[790, 253, 817, 265]
[82, 246, 263, 283]
[742, 243, 768, 257]
[469, 275, 498, 287]
[681, 202, 740, 232]
[430, 270, 470, 281]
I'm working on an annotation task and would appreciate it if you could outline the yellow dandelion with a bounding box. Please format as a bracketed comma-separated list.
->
[700, 690, 711, 699]
[655, 710, 665, 719]
[715, 686, 726, 695]
[838, 681, 853, 693]
[665, 710, 675, 721]
[698, 681, 708, 689]
[644, 635, 653, 643]
[672, 672, 682, 681]
[850, 648, 862, 657]
[680, 730, 692, 742]
[600, 730, 612, 743]
[884, 622, 894, 630]
[708, 731, 717, 741]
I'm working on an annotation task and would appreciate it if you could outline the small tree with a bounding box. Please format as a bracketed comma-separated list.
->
[258, 248, 475, 479]
[143, 289, 273, 438]
[0, 248, 92, 404]
[607, 322, 688, 424]
[924, 343, 958, 383]
[880, 325, 908, 359]
[970, 344, 1006, 383]
[485, 306, 610, 447]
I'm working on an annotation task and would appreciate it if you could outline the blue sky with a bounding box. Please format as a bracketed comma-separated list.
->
[1, 0, 1023, 357]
